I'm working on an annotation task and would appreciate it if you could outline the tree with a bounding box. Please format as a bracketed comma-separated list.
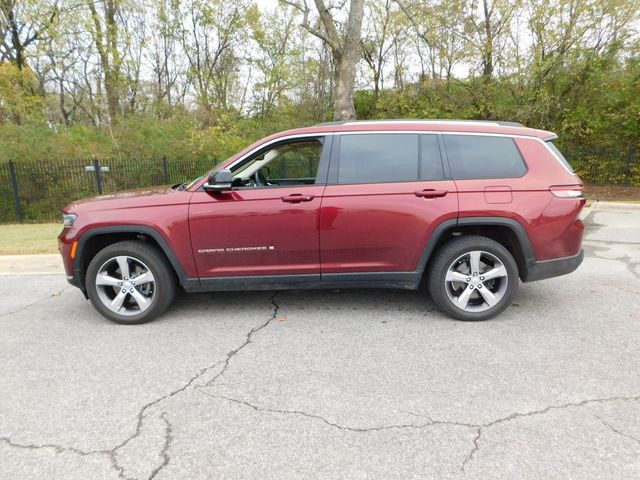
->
[0, 0, 58, 71]
[361, 0, 396, 97]
[148, 0, 187, 114]
[85, 0, 124, 121]
[177, 0, 248, 120]
[247, 4, 299, 117]
[283, 0, 365, 120]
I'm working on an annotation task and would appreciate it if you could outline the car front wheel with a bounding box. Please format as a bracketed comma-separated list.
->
[86, 241, 176, 324]
[427, 235, 519, 321]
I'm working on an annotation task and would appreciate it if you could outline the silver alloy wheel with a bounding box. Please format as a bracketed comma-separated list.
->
[95, 255, 156, 316]
[444, 250, 509, 313]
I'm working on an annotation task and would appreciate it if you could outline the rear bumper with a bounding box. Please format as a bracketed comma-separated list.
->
[523, 249, 584, 282]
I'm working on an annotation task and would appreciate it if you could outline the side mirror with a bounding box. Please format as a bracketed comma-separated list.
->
[203, 169, 234, 192]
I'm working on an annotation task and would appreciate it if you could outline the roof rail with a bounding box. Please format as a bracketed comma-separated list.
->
[495, 121, 525, 127]
[314, 119, 525, 127]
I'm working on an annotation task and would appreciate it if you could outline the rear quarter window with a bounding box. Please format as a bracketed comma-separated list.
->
[545, 141, 575, 173]
[443, 135, 527, 179]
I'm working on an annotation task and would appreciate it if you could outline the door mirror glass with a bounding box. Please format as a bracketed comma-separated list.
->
[204, 168, 234, 192]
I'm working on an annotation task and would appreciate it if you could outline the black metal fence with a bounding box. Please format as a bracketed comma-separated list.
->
[563, 146, 639, 187]
[0, 157, 213, 223]
[0, 147, 637, 223]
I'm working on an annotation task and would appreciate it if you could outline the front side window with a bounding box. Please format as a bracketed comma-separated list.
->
[337, 134, 420, 184]
[443, 135, 527, 179]
[231, 139, 322, 187]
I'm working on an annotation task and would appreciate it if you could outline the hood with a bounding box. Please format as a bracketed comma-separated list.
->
[64, 186, 191, 213]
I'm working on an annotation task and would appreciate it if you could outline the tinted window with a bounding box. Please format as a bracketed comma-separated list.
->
[232, 139, 322, 187]
[266, 141, 321, 180]
[338, 134, 419, 184]
[443, 135, 526, 179]
[420, 134, 444, 180]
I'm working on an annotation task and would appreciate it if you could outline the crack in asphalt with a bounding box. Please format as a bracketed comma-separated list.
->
[0, 436, 134, 480]
[197, 392, 471, 433]
[148, 413, 173, 480]
[597, 416, 640, 447]
[0, 436, 95, 456]
[460, 394, 640, 471]
[0, 286, 70, 319]
[196, 391, 640, 474]
[202, 292, 280, 388]
[4, 284, 640, 476]
[0, 292, 281, 480]
[583, 242, 640, 280]
[460, 427, 482, 472]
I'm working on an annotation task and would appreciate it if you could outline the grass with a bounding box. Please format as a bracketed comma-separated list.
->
[0, 223, 62, 255]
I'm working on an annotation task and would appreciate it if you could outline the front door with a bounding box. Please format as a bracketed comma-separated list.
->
[189, 136, 331, 279]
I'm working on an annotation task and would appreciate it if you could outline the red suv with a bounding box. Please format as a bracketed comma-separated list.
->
[59, 120, 586, 324]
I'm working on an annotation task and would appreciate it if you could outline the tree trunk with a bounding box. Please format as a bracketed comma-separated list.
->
[331, 0, 365, 121]
[482, 0, 493, 79]
[104, 71, 120, 121]
[334, 51, 358, 120]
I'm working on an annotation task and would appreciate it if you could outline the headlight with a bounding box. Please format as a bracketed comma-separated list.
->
[62, 213, 77, 228]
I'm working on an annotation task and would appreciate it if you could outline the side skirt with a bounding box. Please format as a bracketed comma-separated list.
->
[183, 272, 421, 293]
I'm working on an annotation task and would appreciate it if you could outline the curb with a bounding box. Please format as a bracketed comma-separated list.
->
[592, 201, 640, 210]
[580, 200, 598, 221]
[0, 254, 64, 275]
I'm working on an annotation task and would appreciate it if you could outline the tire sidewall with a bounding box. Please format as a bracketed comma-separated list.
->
[86, 242, 174, 324]
[429, 236, 519, 321]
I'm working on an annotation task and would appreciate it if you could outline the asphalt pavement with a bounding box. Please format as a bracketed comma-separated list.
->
[1, 202, 639, 479]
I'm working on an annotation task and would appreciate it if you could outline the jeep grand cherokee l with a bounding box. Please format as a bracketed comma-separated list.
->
[58, 120, 586, 324]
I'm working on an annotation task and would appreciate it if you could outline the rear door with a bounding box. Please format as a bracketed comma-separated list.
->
[319, 132, 458, 276]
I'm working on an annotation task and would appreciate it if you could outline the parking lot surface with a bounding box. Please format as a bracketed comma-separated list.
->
[1, 202, 639, 479]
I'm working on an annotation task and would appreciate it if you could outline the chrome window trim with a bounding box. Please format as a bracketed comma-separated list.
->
[226, 133, 332, 171]
[225, 130, 576, 176]
[334, 130, 576, 175]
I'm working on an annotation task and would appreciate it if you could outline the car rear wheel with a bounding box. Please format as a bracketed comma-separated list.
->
[427, 235, 519, 321]
[86, 241, 176, 324]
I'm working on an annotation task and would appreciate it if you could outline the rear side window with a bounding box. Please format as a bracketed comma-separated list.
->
[337, 134, 419, 184]
[443, 135, 527, 179]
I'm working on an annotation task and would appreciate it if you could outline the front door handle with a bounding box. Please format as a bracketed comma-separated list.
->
[414, 189, 448, 199]
[281, 194, 315, 203]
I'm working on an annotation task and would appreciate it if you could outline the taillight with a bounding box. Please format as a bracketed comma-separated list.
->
[549, 185, 584, 198]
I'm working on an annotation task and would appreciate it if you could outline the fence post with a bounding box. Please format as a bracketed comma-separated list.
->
[93, 156, 103, 194]
[8, 160, 24, 223]
[625, 147, 636, 187]
[162, 155, 170, 184]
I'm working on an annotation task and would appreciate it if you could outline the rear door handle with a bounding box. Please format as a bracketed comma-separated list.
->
[414, 189, 448, 199]
[281, 194, 315, 203]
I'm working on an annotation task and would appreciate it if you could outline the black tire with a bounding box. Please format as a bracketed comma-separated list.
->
[86, 240, 176, 324]
[427, 235, 519, 321]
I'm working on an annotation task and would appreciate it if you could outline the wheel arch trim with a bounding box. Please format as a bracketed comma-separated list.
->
[73, 225, 189, 288]
[416, 216, 536, 278]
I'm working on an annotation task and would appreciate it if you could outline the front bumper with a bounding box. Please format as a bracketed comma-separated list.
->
[523, 249, 584, 282]
[58, 227, 85, 294]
